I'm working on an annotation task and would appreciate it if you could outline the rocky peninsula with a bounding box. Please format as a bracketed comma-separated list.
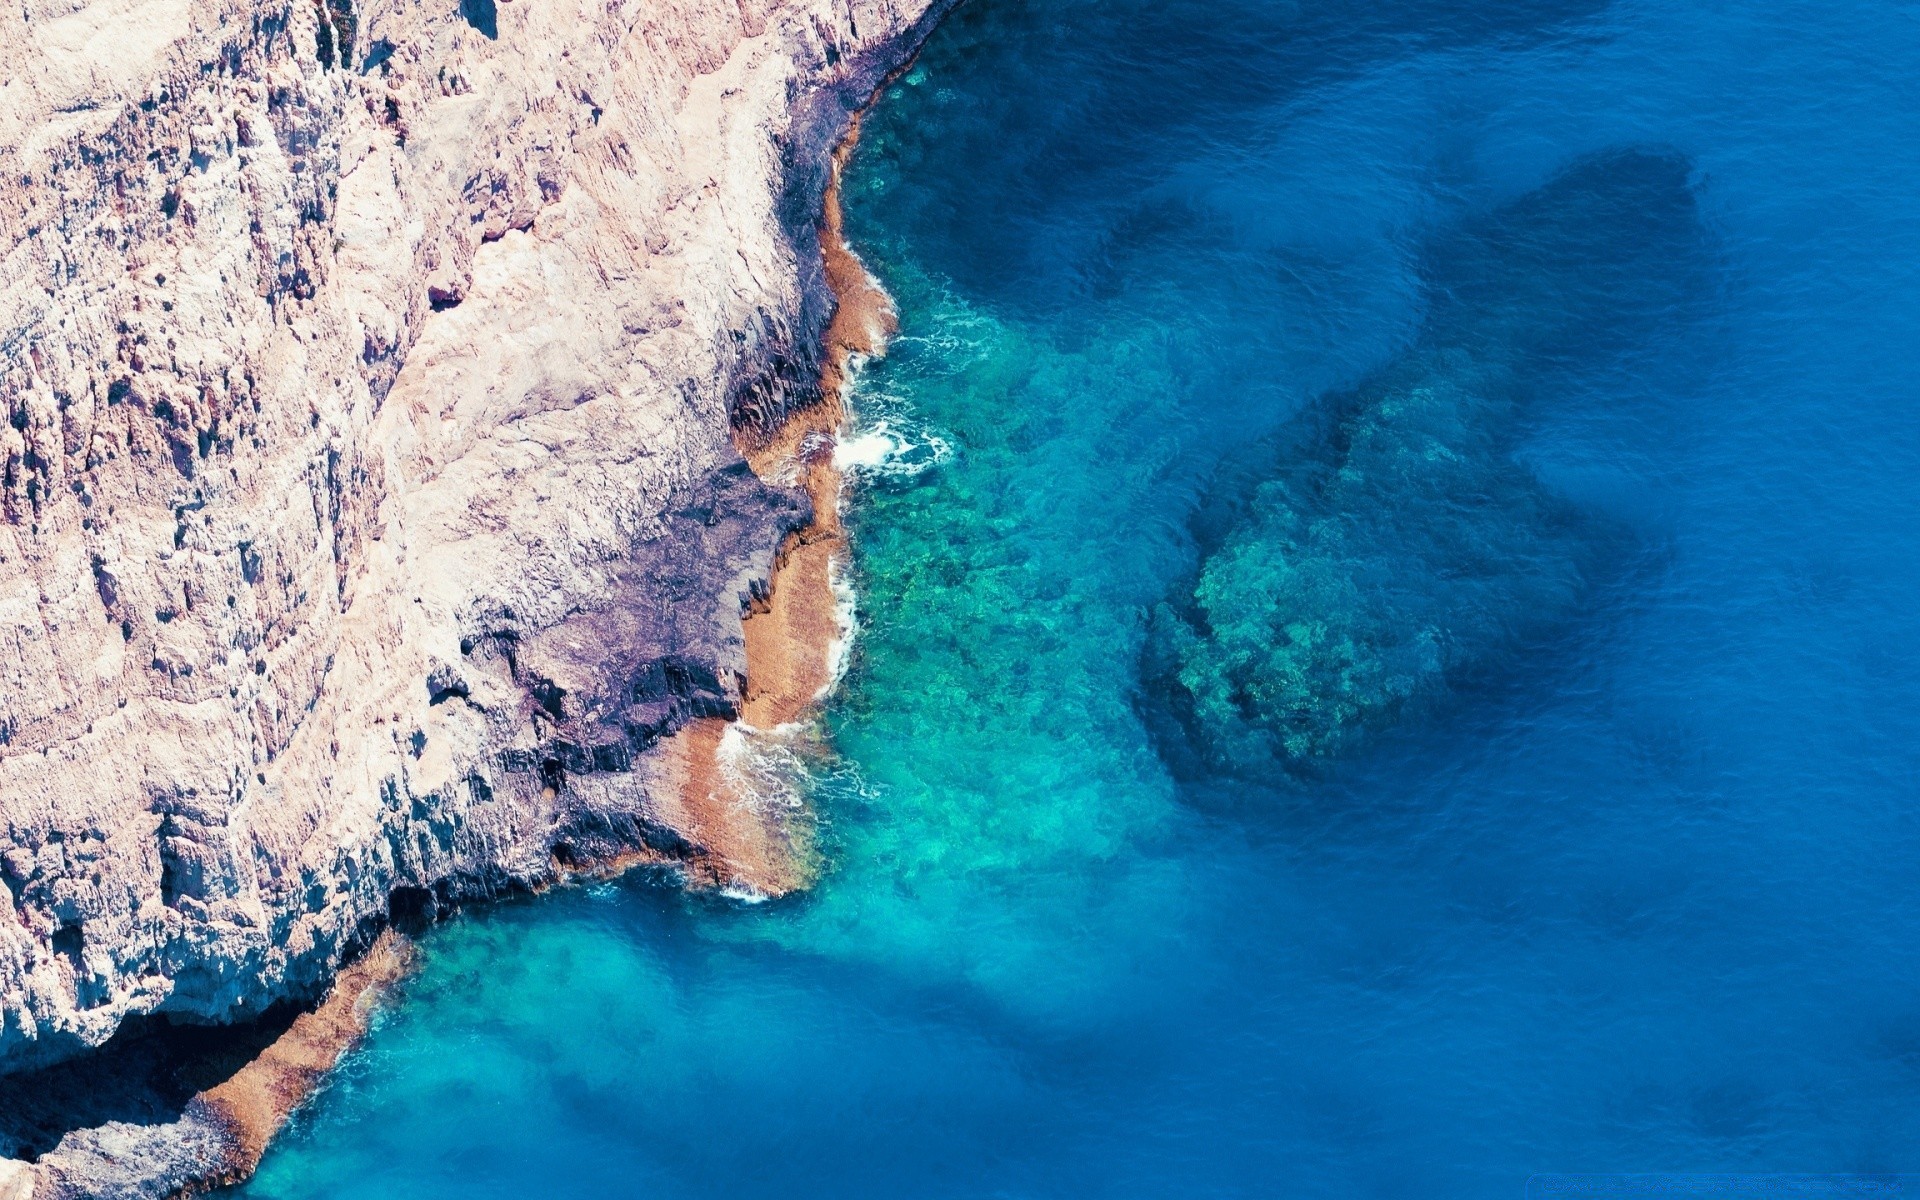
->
[0, 0, 945, 1190]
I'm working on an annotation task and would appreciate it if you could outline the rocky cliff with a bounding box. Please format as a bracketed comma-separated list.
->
[0, 0, 942, 1094]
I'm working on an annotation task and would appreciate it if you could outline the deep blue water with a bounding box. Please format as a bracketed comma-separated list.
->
[239, 0, 1920, 1196]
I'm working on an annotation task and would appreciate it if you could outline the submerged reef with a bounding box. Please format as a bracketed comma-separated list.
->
[1149, 148, 1703, 775]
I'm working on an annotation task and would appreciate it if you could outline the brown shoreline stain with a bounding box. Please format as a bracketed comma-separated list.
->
[189, 932, 413, 1186]
[663, 106, 896, 899]
[646, 717, 812, 896]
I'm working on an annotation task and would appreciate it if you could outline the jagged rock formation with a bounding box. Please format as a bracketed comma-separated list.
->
[0, 0, 944, 1086]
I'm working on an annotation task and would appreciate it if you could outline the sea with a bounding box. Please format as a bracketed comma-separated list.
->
[236, 0, 1920, 1195]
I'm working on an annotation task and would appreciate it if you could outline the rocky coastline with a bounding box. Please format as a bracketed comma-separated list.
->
[0, 0, 946, 1191]
[667, 104, 903, 899]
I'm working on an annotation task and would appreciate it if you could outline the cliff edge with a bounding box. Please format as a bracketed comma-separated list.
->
[0, 0, 941, 1093]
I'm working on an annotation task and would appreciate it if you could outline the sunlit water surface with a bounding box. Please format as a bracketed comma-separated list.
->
[239, 0, 1920, 1195]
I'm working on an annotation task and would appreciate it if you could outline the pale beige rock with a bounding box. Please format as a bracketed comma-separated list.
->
[0, 1160, 30, 1200]
[0, 0, 944, 1069]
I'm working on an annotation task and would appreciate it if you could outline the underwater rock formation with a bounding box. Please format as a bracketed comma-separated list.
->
[1150, 148, 1702, 775]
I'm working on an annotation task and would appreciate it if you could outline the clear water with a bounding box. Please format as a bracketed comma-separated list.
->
[238, 0, 1920, 1195]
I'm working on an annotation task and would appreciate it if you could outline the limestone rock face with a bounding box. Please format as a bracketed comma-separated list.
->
[0, 0, 941, 1068]
[0, 1158, 30, 1200]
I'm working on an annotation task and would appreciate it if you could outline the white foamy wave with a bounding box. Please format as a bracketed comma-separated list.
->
[821, 556, 860, 700]
[831, 413, 952, 480]
[892, 282, 999, 366]
[715, 720, 819, 815]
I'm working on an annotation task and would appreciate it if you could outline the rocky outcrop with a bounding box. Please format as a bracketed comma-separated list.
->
[0, 931, 412, 1198]
[0, 0, 946, 1083]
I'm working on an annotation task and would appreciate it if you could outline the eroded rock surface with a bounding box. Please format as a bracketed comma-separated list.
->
[0, 0, 943, 1074]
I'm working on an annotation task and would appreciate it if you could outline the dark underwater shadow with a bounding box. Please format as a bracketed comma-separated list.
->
[849, 0, 1619, 315]
[1138, 145, 1713, 798]
[0, 1005, 300, 1160]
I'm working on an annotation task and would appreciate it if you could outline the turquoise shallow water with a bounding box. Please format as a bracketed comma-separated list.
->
[239, 0, 1920, 1195]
